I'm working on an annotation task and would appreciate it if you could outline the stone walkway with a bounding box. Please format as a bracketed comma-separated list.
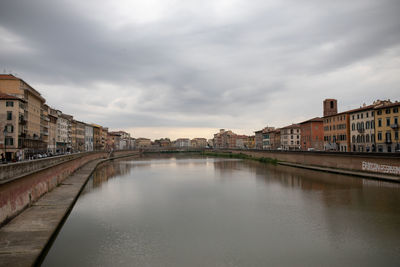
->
[0, 159, 105, 267]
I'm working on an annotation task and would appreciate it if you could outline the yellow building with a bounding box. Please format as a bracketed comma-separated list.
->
[0, 93, 26, 161]
[0, 74, 47, 157]
[92, 124, 102, 151]
[374, 101, 400, 152]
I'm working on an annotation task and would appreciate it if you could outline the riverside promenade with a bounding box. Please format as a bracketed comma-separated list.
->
[0, 151, 139, 266]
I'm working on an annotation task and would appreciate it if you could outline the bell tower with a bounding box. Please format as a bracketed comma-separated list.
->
[323, 99, 337, 117]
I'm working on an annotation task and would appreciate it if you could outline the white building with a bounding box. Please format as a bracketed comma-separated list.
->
[349, 105, 376, 152]
[56, 111, 70, 153]
[175, 138, 191, 147]
[84, 124, 94, 151]
[280, 124, 301, 150]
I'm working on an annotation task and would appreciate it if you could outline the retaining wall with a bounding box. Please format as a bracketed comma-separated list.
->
[221, 150, 400, 176]
[0, 150, 139, 226]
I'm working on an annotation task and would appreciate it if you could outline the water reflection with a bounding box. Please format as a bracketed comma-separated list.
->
[43, 156, 400, 267]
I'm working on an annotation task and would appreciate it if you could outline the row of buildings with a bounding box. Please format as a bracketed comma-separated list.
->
[213, 99, 400, 153]
[0, 74, 135, 161]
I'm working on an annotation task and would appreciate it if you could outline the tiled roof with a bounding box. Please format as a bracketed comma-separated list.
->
[0, 74, 19, 80]
[0, 92, 24, 101]
[280, 124, 300, 129]
[299, 117, 323, 124]
[373, 101, 400, 109]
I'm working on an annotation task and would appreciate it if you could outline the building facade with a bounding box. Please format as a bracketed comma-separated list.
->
[56, 112, 71, 153]
[349, 105, 376, 152]
[299, 117, 324, 151]
[0, 74, 47, 157]
[322, 99, 350, 152]
[255, 127, 275, 149]
[0, 93, 26, 161]
[84, 124, 93, 151]
[191, 138, 207, 148]
[47, 107, 58, 153]
[374, 101, 400, 152]
[280, 124, 301, 150]
[213, 129, 237, 149]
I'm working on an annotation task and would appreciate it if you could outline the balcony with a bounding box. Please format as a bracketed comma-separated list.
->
[357, 128, 365, 133]
[390, 124, 398, 129]
[19, 117, 27, 125]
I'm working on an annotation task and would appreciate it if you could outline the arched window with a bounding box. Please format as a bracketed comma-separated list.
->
[357, 123, 360, 130]
[357, 135, 360, 143]
[366, 121, 370, 129]
[371, 120, 374, 129]
[352, 123, 355, 131]
[361, 122, 364, 130]
[371, 134, 375, 142]
[352, 136, 356, 143]
[366, 134, 370, 143]
[361, 135, 365, 143]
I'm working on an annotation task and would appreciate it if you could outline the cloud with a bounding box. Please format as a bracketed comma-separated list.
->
[0, 0, 399, 139]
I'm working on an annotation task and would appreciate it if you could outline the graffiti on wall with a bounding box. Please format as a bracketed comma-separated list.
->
[362, 161, 400, 175]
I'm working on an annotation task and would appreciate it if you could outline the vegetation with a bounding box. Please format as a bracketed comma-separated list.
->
[202, 151, 278, 164]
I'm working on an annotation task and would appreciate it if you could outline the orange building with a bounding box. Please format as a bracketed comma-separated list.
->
[299, 117, 324, 151]
[323, 99, 350, 152]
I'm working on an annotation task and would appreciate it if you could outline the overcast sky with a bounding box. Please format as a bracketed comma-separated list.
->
[1, 0, 399, 139]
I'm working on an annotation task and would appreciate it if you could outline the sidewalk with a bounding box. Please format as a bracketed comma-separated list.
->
[0, 159, 104, 266]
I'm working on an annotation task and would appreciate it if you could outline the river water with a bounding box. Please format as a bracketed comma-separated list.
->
[42, 156, 400, 266]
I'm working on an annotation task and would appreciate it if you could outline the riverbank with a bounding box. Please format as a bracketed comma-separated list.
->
[0, 153, 139, 266]
[203, 151, 400, 183]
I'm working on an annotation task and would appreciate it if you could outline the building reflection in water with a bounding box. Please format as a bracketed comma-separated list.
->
[213, 158, 400, 253]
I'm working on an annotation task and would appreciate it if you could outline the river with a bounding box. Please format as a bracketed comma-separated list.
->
[42, 156, 400, 266]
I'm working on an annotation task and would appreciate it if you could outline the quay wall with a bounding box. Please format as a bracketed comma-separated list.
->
[218, 150, 400, 176]
[0, 150, 139, 226]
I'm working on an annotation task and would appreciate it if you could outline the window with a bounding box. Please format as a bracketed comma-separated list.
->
[386, 117, 390, 126]
[394, 107, 398, 113]
[330, 101, 334, 109]
[366, 121, 370, 129]
[6, 125, 13, 133]
[6, 101, 14, 107]
[366, 112, 369, 118]
[352, 123, 355, 131]
[371, 111, 374, 116]
[352, 136, 356, 143]
[378, 132, 382, 141]
[395, 131, 399, 140]
[366, 134, 370, 143]
[361, 122, 364, 129]
[395, 117, 398, 125]
[371, 134, 375, 142]
[357, 114, 359, 119]
[357, 122, 360, 130]
[7, 111, 12, 120]
[386, 109, 391, 114]
[386, 132, 391, 142]
[378, 119, 382, 127]
[371, 120, 375, 129]
[5, 137, 14, 146]
[377, 110, 382, 115]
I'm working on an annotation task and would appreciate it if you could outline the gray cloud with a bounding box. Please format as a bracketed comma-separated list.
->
[0, 0, 399, 136]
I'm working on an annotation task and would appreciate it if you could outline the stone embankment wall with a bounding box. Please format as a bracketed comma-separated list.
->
[221, 150, 400, 176]
[0, 150, 139, 226]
